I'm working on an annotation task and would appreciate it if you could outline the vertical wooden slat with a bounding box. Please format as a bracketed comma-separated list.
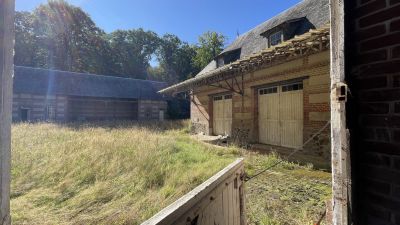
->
[223, 186, 228, 224]
[0, 0, 14, 224]
[214, 194, 223, 225]
[280, 89, 303, 148]
[239, 181, 246, 225]
[330, 0, 350, 224]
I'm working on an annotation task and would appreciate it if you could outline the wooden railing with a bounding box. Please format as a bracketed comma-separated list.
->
[141, 158, 245, 225]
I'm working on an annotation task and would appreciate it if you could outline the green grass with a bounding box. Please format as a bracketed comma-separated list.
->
[11, 121, 331, 225]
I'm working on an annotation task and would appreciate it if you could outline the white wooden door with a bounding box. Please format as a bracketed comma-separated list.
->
[258, 83, 303, 148]
[279, 84, 303, 148]
[213, 94, 232, 136]
[258, 87, 280, 145]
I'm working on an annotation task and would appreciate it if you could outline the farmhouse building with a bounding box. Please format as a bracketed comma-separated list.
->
[160, 0, 331, 162]
[13, 66, 168, 122]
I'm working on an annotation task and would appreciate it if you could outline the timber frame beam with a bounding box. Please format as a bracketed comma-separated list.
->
[330, 0, 351, 224]
[0, 0, 14, 224]
[159, 25, 330, 95]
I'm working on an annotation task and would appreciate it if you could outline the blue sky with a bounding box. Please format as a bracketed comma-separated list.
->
[16, 0, 301, 45]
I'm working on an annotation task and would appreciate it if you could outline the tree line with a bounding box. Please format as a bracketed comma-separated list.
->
[15, 0, 227, 83]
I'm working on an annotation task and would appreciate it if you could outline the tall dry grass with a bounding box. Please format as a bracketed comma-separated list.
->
[11, 121, 239, 225]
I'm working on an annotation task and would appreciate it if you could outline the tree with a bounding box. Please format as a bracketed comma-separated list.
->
[15, 11, 38, 67]
[194, 31, 227, 69]
[107, 29, 159, 79]
[32, 0, 110, 74]
[155, 34, 199, 83]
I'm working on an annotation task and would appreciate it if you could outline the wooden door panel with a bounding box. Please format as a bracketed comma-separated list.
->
[213, 96, 232, 136]
[279, 89, 303, 148]
[258, 90, 280, 145]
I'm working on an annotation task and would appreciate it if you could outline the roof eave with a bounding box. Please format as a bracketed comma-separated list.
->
[159, 24, 330, 95]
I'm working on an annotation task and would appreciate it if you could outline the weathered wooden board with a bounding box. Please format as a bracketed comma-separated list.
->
[0, 0, 15, 224]
[330, 0, 350, 224]
[141, 158, 245, 225]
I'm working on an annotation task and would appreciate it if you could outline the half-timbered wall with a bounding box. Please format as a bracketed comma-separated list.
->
[12, 94, 67, 122]
[67, 97, 138, 121]
[191, 50, 331, 163]
[138, 100, 168, 121]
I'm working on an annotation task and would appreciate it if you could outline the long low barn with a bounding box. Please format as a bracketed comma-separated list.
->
[12, 66, 168, 122]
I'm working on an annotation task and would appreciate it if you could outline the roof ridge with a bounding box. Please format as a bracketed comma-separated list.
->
[224, 0, 311, 50]
[14, 66, 167, 84]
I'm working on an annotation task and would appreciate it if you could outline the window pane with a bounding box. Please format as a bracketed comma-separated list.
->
[270, 31, 283, 46]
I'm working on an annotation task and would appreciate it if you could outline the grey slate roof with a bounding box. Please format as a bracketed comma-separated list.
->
[14, 66, 167, 100]
[197, 0, 330, 76]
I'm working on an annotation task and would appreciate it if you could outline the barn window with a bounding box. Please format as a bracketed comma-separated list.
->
[216, 49, 241, 68]
[46, 105, 56, 120]
[213, 96, 223, 101]
[259, 87, 278, 95]
[269, 31, 283, 47]
[282, 83, 303, 92]
[217, 57, 224, 67]
[224, 95, 232, 99]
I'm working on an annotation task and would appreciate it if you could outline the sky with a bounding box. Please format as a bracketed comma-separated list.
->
[16, 0, 302, 46]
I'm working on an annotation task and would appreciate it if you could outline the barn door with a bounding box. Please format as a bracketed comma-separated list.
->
[258, 83, 303, 148]
[279, 83, 303, 148]
[213, 94, 232, 136]
[258, 87, 280, 145]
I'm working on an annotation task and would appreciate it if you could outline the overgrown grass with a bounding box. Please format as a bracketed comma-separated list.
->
[11, 121, 238, 225]
[11, 120, 331, 225]
[245, 152, 332, 225]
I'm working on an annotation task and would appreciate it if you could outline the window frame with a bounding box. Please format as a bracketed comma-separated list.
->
[269, 30, 283, 47]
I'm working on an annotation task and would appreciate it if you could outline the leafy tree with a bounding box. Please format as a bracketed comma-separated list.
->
[107, 29, 159, 79]
[194, 31, 227, 69]
[14, 1, 226, 85]
[32, 0, 110, 74]
[155, 34, 199, 83]
[15, 11, 39, 67]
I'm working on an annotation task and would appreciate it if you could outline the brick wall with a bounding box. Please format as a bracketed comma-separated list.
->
[12, 94, 67, 122]
[348, 0, 400, 224]
[138, 100, 167, 121]
[191, 50, 331, 163]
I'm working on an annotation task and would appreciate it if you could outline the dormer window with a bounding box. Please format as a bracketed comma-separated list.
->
[269, 31, 283, 47]
[215, 48, 241, 68]
[217, 57, 224, 67]
[261, 17, 315, 48]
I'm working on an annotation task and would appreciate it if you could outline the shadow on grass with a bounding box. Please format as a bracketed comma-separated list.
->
[53, 119, 190, 133]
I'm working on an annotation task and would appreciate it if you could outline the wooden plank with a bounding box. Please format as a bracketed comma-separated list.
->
[223, 184, 229, 224]
[330, 0, 350, 224]
[0, 0, 14, 224]
[235, 177, 241, 225]
[142, 158, 244, 225]
[239, 184, 246, 225]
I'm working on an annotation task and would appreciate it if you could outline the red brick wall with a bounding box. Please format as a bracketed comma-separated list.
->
[191, 52, 331, 165]
[348, 0, 400, 224]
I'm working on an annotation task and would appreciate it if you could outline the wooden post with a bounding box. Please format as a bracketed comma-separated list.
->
[330, 0, 350, 224]
[0, 0, 14, 224]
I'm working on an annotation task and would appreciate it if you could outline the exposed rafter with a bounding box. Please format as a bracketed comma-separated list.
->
[159, 24, 330, 95]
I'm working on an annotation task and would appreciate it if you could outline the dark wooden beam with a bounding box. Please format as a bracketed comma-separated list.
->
[0, 0, 14, 224]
